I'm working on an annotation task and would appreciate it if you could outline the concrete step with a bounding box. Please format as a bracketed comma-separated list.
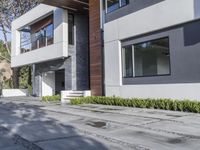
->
[62, 91, 84, 99]
[64, 96, 83, 99]
[67, 94, 84, 97]
[61, 90, 91, 103]
[68, 92, 84, 94]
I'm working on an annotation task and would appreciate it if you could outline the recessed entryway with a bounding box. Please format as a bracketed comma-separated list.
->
[41, 69, 65, 96]
[55, 69, 65, 95]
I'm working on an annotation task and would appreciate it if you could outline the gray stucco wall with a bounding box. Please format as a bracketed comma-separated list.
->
[106, 0, 164, 22]
[122, 19, 200, 85]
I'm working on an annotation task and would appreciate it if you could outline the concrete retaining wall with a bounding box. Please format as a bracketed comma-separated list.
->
[2, 89, 28, 97]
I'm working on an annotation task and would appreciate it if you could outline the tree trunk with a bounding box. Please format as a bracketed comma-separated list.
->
[28, 66, 32, 86]
[12, 67, 19, 88]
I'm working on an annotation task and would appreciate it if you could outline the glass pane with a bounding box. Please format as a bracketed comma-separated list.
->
[122, 46, 133, 77]
[46, 24, 54, 45]
[20, 27, 31, 53]
[68, 14, 74, 45]
[107, 0, 119, 13]
[38, 29, 46, 48]
[121, 0, 129, 7]
[31, 32, 38, 50]
[134, 38, 170, 77]
[46, 24, 53, 38]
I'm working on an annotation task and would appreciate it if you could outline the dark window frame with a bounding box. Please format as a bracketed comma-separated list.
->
[68, 13, 75, 45]
[122, 45, 133, 78]
[122, 37, 171, 78]
[106, 0, 129, 13]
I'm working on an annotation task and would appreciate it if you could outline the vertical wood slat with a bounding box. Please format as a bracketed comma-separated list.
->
[89, 0, 103, 96]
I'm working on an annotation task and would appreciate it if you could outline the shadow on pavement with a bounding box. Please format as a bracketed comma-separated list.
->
[0, 101, 109, 150]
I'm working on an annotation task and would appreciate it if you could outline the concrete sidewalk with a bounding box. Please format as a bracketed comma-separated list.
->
[0, 97, 200, 150]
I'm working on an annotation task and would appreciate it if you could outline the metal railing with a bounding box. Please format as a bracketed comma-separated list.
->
[20, 35, 53, 54]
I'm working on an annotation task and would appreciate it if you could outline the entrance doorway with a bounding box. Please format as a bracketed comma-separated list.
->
[55, 69, 65, 95]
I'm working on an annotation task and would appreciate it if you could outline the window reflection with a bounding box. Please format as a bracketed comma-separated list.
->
[122, 38, 170, 77]
[107, 0, 129, 13]
[20, 15, 54, 53]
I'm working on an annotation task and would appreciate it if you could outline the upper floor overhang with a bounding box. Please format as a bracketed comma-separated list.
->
[104, 0, 200, 43]
[11, 4, 69, 68]
[41, 0, 89, 13]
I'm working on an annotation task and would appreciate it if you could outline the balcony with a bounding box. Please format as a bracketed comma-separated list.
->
[11, 4, 69, 68]
[20, 22, 54, 54]
[20, 36, 54, 54]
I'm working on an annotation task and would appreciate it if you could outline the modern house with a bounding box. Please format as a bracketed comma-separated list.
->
[11, 0, 200, 100]
[103, 0, 200, 100]
[11, 3, 91, 97]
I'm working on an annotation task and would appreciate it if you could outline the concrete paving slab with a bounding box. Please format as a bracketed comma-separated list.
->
[103, 126, 200, 150]
[0, 115, 25, 125]
[3, 122, 81, 142]
[44, 106, 159, 126]
[172, 115, 200, 126]
[61, 104, 190, 121]
[69, 117, 125, 133]
[1, 97, 200, 150]
[0, 145, 28, 150]
[0, 135, 17, 149]
[143, 120, 200, 138]
[36, 135, 130, 150]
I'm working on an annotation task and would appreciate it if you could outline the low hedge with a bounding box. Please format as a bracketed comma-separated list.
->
[70, 96, 200, 113]
[42, 95, 61, 102]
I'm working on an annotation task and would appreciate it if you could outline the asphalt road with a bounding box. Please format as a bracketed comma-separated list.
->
[0, 97, 200, 150]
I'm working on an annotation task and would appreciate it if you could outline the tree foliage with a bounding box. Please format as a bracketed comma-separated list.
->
[0, 0, 41, 88]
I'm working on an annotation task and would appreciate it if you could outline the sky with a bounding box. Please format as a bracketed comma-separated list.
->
[0, 32, 4, 41]
[0, 32, 11, 42]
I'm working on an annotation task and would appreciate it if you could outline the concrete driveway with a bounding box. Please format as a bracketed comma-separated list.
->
[0, 97, 200, 150]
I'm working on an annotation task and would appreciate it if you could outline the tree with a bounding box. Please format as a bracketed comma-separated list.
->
[0, 40, 12, 88]
[0, 0, 41, 88]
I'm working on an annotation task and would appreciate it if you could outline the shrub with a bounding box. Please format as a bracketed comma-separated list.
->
[70, 96, 200, 113]
[42, 95, 61, 102]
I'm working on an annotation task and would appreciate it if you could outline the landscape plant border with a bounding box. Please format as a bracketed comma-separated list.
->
[42, 95, 61, 102]
[70, 96, 200, 113]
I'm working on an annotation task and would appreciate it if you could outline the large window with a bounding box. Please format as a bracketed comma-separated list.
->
[106, 0, 129, 13]
[46, 24, 54, 45]
[20, 15, 54, 53]
[68, 14, 74, 45]
[31, 23, 54, 50]
[122, 46, 133, 77]
[20, 27, 31, 53]
[122, 38, 170, 78]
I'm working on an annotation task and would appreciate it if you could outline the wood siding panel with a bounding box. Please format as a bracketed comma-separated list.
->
[31, 14, 53, 33]
[89, 0, 103, 96]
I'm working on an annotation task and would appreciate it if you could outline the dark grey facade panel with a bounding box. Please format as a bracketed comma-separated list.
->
[55, 70, 65, 93]
[75, 14, 90, 91]
[106, 0, 164, 23]
[65, 57, 72, 90]
[122, 20, 200, 85]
